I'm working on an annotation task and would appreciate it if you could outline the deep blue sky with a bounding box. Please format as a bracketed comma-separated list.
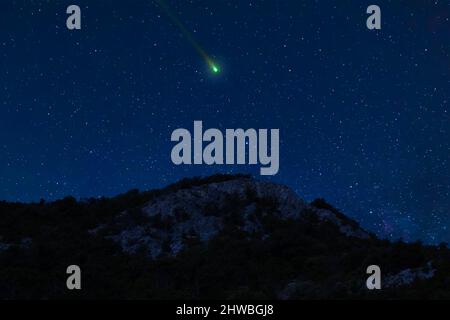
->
[0, 1, 449, 244]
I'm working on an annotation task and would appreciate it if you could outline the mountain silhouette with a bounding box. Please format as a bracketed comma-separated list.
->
[0, 174, 449, 299]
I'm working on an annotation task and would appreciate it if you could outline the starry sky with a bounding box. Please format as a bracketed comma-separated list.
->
[0, 0, 449, 244]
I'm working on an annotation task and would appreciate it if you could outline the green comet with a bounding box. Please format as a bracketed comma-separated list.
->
[211, 64, 220, 74]
[156, 0, 221, 76]
[207, 59, 220, 74]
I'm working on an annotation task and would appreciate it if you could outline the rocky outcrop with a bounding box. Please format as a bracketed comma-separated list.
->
[385, 262, 436, 288]
[103, 177, 369, 258]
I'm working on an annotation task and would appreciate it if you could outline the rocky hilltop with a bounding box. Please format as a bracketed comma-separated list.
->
[0, 174, 449, 299]
[101, 176, 369, 258]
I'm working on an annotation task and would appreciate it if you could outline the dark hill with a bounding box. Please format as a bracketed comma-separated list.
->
[0, 174, 449, 299]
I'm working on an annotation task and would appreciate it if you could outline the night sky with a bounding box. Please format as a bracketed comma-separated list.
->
[1, 1, 449, 244]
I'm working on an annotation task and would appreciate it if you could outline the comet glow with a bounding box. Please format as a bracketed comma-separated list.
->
[209, 61, 221, 74]
[155, 0, 220, 75]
